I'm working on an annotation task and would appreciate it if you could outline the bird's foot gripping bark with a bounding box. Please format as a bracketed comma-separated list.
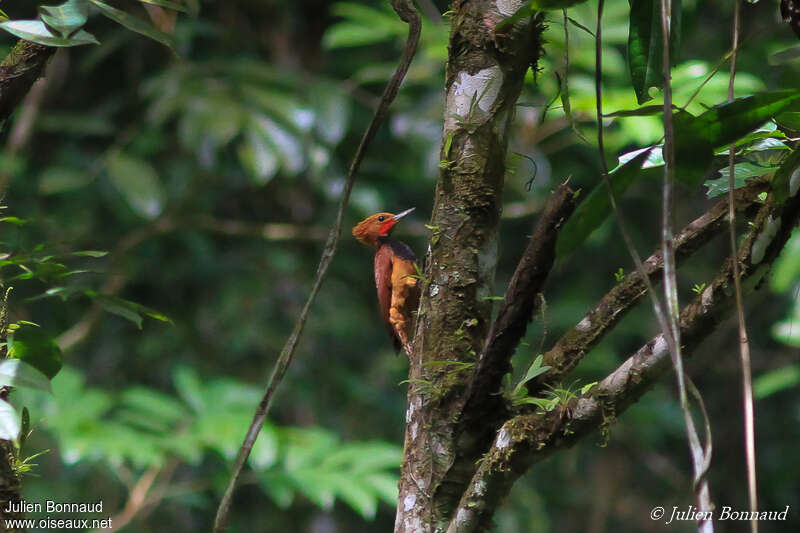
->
[402, 341, 414, 358]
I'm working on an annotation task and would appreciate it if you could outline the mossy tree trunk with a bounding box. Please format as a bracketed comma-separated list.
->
[394, 3, 800, 533]
[395, 2, 545, 531]
[0, 38, 55, 532]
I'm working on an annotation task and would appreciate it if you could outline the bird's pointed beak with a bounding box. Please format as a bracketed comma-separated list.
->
[393, 207, 415, 221]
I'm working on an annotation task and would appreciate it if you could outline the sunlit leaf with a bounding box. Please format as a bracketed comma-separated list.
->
[311, 84, 351, 145]
[754, 364, 800, 398]
[556, 147, 653, 258]
[674, 91, 800, 187]
[0, 216, 28, 226]
[770, 229, 800, 292]
[0, 401, 20, 441]
[238, 128, 279, 185]
[40, 0, 89, 37]
[705, 162, 779, 198]
[0, 20, 98, 47]
[106, 151, 165, 219]
[0, 359, 53, 393]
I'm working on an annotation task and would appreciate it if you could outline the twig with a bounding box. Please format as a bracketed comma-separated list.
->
[211, 2, 421, 531]
[93, 463, 162, 532]
[727, 1, 758, 530]
[659, 0, 715, 530]
[462, 183, 576, 424]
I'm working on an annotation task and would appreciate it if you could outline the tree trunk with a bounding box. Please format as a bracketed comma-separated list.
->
[395, 3, 544, 531]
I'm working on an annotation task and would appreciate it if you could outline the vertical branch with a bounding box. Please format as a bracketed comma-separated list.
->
[660, 1, 715, 531]
[212, 2, 421, 531]
[727, 1, 758, 530]
[396, 3, 546, 531]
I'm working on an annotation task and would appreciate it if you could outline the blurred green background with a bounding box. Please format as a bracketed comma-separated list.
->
[0, 0, 799, 531]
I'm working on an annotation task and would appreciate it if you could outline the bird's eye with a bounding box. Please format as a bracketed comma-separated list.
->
[378, 216, 386, 222]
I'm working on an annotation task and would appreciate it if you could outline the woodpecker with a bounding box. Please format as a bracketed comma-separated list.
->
[352, 208, 420, 355]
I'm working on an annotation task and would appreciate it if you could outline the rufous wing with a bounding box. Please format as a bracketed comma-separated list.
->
[374, 246, 401, 352]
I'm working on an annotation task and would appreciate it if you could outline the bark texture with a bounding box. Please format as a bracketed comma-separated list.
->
[395, 2, 545, 532]
[0, 40, 54, 127]
[392, 3, 800, 532]
[0, 38, 54, 532]
[445, 184, 800, 532]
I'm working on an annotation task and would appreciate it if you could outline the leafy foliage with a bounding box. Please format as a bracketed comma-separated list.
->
[1, 0, 799, 530]
[16, 367, 401, 518]
[0, 0, 180, 48]
[627, 0, 682, 104]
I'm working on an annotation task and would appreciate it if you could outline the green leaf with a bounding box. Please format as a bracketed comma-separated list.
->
[89, 0, 176, 50]
[135, 0, 188, 13]
[334, 476, 377, 519]
[40, 0, 89, 37]
[770, 147, 800, 204]
[0, 20, 98, 47]
[0, 359, 53, 393]
[0, 216, 28, 226]
[770, 229, 800, 292]
[627, 0, 682, 104]
[0, 401, 20, 441]
[38, 167, 93, 195]
[7, 327, 63, 380]
[674, 91, 800, 187]
[238, 128, 279, 185]
[516, 355, 552, 391]
[604, 104, 678, 117]
[768, 45, 800, 65]
[556, 147, 654, 258]
[311, 84, 351, 145]
[106, 152, 165, 219]
[88, 292, 171, 328]
[753, 364, 800, 398]
[772, 303, 800, 348]
[678, 91, 800, 149]
[705, 162, 779, 198]
[776, 112, 800, 131]
[72, 250, 109, 258]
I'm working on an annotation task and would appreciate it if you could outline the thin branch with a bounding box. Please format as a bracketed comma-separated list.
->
[446, 189, 800, 533]
[527, 182, 766, 396]
[660, 0, 715, 528]
[461, 182, 576, 427]
[212, 2, 421, 531]
[727, 1, 758, 529]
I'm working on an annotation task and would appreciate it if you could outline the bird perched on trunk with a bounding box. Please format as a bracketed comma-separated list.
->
[352, 208, 420, 356]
